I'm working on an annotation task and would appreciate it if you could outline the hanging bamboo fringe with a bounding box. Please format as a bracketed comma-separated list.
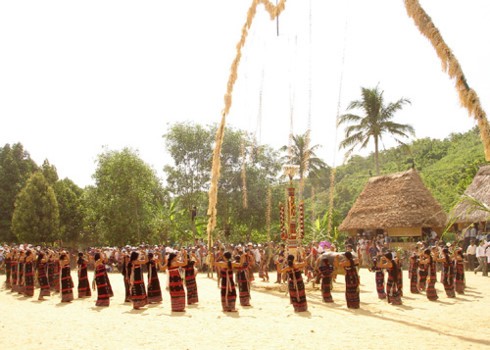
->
[404, 0, 490, 161]
[241, 140, 249, 209]
[266, 187, 272, 242]
[327, 167, 336, 237]
[207, 0, 288, 247]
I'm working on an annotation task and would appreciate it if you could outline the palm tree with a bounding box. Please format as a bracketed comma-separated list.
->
[338, 86, 415, 175]
[280, 131, 327, 198]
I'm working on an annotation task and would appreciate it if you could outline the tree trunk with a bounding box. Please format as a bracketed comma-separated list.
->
[374, 137, 380, 175]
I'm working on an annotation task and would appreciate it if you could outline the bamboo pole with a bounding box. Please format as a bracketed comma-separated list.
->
[206, 0, 288, 250]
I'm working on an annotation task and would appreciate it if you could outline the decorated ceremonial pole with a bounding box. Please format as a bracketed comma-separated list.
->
[279, 165, 305, 260]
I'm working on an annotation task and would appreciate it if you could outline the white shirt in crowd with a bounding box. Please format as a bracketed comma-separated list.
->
[466, 244, 477, 255]
[476, 245, 486, 258]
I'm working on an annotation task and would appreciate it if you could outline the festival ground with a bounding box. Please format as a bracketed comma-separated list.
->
[1, 268, 489, 350]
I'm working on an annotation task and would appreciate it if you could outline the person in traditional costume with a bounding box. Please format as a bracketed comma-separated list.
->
[215, 251, 246, 312]
[316, 252, 337, 303]
[235, 252, 251, 306]
[77, 252, 91, 298]
[369, 254, 386, 300]
[409, 247, 420, 294]
[258, 248, 269, 282]
[437, 247, 456, 298]
[16, 249, 25, 295]
[10, 249, 18, 292]
[121, 251, 131, 302]
[36, 252, 50, 301]
[48, 250, 60, 293]
[378, 252, 402, 305]
[164, 249, 188, 312]
[4, 249, 12, 289]
[184, 249, 199, 305]
[92, 252, 111, 307]
[23, 250, 35, 297]
[128, 251, 148, 310]
[419, 249, 438, 301]
[279, 254, 308, 312]
[59, 252, 74, 302]
[146, 252, 163, 304]
[453, 248, 465, 294]
[339, 251, 360, 309]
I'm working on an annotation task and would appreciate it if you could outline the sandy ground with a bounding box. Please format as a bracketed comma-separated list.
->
[1, 268, 489, 350]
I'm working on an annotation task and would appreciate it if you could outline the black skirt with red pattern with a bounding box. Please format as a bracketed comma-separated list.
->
[147, 261, 163, 303]
[418, 265, 428, 292]
[77, 262, 92, 298]
[220, 268, 237, 311]
[235, 267, 250, 306]
[60, 265, 74, 302]
[10, 261, 18, 292]
[95, 264, 111, 307]
[168, 267, 186, 311]
[319, 262, 334, 303]
[130, 264, 148, 309]
[184, 262, 199, 305]
[24, 261, 35, 297]
[409, 256, 420, 294]
[37, 262, 51, 297]
[344, 266, 360, 309]
[287, 269, 308, 312]
[386, 266, 402, 305]
[441, 261, 456, 298]
[374, 268, 386, 299]
[454, 260, 465, 294]
[426, 261, 438, 301]
[17, 262, 25, 294]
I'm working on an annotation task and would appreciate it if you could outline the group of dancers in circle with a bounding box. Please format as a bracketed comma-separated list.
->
[1, 241, 467, 313]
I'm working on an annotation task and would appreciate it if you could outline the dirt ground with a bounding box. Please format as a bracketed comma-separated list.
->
[1, 268, 489, 350]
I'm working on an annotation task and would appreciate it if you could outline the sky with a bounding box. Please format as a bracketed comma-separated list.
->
[1, 0, 489, 188]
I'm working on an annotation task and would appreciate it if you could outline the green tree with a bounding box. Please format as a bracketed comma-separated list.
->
[12, 172, 60, 243]
[88, 148, 166, 245]
[53, 179, 84, 245]
[0, 143, 38, 242]
[41, 159, 59, 185]
[163, 122, 214, 238]
[339, 86, 414, 175]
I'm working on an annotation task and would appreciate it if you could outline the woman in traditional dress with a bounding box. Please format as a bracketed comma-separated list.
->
[215, 251, 245, 312]
[316, 252, 336, 303]
[146, 252, 163, 304]
[48, 250, 61, 293]
[378, 252, 402, 305]
[121, 252, 131, 303]
[23, 250, 35, 297]
[235, 253, 251, 306]
[453, 248, 465, 294]
[164, 250, 188, 312]
[59, 252, 74, 302]
[438, 247, 456, 298]
[279, 254, 308, 312]
[369, 255, 386, 300]
[16, 249, 25, 295]
[419, 249, 438, 301]
[408, 247, 420, 294]
[10, 249, 18, 292]
[36, 252, 50, 301]
[128, 251, 148, 310]
[184, 250, 199, 305]
[92, 252, 111, 307]
[77, 252, 91, 298]
[339, 251, 360, 309]
[4, 249, 12, 289]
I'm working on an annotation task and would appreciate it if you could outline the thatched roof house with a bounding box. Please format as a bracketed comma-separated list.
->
[339, 169, 447, 236]
[450, 165, 490, 224]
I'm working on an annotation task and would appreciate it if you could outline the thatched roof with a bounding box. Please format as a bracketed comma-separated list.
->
[450, 165, 490, 223]
[339, 169, 447, 231]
